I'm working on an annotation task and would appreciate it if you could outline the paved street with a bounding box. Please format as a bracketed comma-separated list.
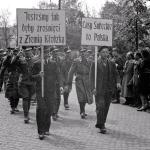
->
[0, 85, 150, 150]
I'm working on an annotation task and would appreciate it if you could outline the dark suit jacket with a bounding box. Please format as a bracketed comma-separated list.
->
[61, 57, 72, 86]
[90, 58, 120, 96]
[31, 59, 62, 98]
[31, 59, 62, 115]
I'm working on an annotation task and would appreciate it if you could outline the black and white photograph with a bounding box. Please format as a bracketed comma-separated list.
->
[0, 0, 150, 149]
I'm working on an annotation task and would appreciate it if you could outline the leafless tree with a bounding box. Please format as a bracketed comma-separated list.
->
[0, 9, 12, 48]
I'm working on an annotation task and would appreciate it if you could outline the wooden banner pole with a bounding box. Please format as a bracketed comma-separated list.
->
[95, 46, 98, 90]
[41, 46, 44, 98]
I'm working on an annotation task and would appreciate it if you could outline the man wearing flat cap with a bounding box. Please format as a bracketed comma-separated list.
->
[50, 47, 63, 121]
[67, 48, 93, 119]
[90, 46, 120, 134]
[12, 47, 35, 123]
[61, 47, 72, 110]
[31, 47, 63, 140]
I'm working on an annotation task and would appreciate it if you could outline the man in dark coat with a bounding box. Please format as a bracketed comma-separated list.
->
[111, 48, 124, 103]
[90, 46, 120, 134]
[50, 48, 63, 121]
[12, 47, 35, 123]
[0, 49, 8, 91]
[0, 48, 20, 114]
[61, 48, 72, 110]
[31, 48, 63, 140]
[137, 49, 150, 111]
[0, 49, 7, 68]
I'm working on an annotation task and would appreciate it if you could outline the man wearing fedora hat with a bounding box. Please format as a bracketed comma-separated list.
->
[90, 46, 120, 134]
[31, 47, 63, 140]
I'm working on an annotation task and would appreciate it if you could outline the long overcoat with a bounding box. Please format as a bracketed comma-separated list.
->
[121, 60, 134, 98]
[68, 57, 93, 104]
[0, 55, 19, 99]
[90, 58, 119, 96]
[12, 56, 35, 98]
[138, 59, 150, 95]
[90, 58, 120, 127]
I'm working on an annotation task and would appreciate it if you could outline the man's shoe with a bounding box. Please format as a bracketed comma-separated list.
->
[10, 109, 15, 114]
[84, 113, 87, 116]
[80, 113, 86, 119]
[100, 128, 107, 134]
[39, 134, 45, 140]
[52, 115, 57, 121]
[24, 117, 30, 124]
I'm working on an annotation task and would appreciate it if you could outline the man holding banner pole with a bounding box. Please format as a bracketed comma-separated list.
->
[50, 47, 63, 121]
[81, 17, 120, 133]
[90, 46, 121, 134]
[31, 47, 63, 140]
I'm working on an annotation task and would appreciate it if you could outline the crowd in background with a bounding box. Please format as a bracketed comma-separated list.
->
[111, 47, 150, 112]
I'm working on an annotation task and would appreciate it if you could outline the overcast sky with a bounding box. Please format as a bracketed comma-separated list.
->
[0, 0, 113, 25]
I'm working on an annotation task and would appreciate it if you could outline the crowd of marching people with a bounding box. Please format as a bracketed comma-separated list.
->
[0, 46, 96, 139]
[0, 45, 150, 140]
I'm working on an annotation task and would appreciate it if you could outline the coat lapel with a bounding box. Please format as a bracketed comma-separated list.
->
[97, 58, 104, 74]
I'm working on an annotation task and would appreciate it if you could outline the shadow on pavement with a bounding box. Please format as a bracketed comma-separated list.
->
[108, 128, 150, 147]
[52, 117, 89, 129]
[45, 134, 86, 150]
